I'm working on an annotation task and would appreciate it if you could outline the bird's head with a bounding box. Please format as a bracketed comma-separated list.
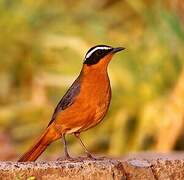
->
[83, 45, 125, 68]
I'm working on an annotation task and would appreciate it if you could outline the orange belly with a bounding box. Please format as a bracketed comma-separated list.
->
[53, 69, 111, 134]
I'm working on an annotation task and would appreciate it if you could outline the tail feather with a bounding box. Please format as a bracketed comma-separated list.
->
[18, 127, 59, 162]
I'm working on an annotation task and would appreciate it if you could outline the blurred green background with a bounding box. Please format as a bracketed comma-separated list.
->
[0, 0, 184, 161]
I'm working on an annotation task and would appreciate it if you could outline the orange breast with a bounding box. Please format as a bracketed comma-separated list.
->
[53, 64, 111, 134]
[78, 71, 111, 131]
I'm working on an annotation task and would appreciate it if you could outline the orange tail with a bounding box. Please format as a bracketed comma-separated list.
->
[18, 127, 59, 162]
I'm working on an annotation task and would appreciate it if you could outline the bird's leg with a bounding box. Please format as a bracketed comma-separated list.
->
[74, 132, 95, 159]
[61, 133, 72, 159]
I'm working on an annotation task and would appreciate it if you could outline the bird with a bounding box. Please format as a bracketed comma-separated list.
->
[18, 45, 125, 162]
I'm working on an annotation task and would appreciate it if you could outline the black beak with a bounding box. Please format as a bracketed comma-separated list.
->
[112, 47, 125, 54]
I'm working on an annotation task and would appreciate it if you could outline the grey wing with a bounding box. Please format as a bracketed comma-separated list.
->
[48, 75, 81, 126]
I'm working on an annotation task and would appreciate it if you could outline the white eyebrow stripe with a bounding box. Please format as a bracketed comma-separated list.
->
[85, 46, 111, 59]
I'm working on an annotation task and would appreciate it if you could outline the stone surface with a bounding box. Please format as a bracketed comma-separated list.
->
[1, 154, 184, 179]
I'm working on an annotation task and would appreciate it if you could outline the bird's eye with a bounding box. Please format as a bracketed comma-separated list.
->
[95, 50, 102, 56]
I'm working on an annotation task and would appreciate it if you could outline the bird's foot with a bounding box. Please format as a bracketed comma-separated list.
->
[87, 154, 107, 161]
[57, 155, 77, 162]
[86, 153, 97, 160]
[76, 153, 103, 161]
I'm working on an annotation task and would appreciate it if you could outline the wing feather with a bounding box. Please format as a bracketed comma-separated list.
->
[48, 75, 81, 126]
